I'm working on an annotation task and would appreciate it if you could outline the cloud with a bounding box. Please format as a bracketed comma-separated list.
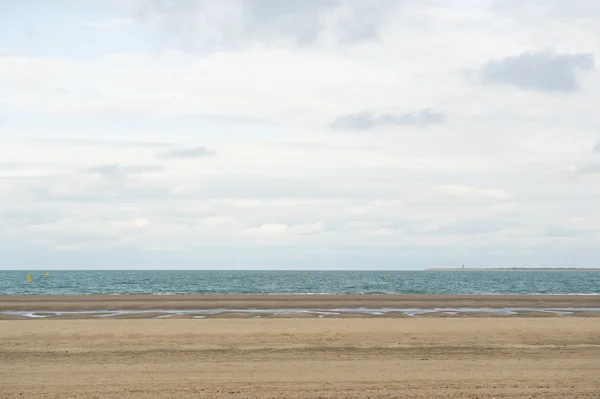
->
[136, 0, 397, 51]
[5, 2, 600, 269]
[159, 146, 216, 159]
[84, 17, 134, 30]
[238, 0, 338, 45]
[336, 1, 391, 43]
[594, 142, 600, 153]
[19, 218, 151, 241]
[137, 0, 333, 50]
[82, 164, 166, 180]
[479, 51, 595, 92]
[243, 222, 324, 236]
[545, 226, 587, 238]
[434, 185, 510, 201]
[331, 109, 445, 130]
[572, 163, 600, 178]
[434, 219, 516, 236]
[355, 227, 398, 237]
[279, 141, 366, 151]
[199, 215, 238, 228]
[492, 0, 600, 20]
[0, 183, 31, 202]
[35, 138, 170, 149]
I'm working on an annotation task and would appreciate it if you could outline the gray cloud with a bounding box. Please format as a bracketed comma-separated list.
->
[137, 0, 396, 51]
[337, 2, 391, 43]
[241, 0, 337, 45]
[593, 142, 600, 153]
[82, 164, 166, 179]
[159, 146, 216, 159]
[331, 109, 445, 130]
[479, 51, 594, 92]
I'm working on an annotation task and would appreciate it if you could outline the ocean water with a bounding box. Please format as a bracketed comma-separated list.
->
[1, 270, 599, 296]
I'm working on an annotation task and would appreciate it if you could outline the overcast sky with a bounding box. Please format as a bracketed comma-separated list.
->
[2, 1, 600, 270]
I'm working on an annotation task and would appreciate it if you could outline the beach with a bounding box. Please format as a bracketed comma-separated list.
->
[2, 317, 600, 398]
[1, 295, 600, 398]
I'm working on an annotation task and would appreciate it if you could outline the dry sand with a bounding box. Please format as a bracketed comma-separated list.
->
[2, 316, 600, 398]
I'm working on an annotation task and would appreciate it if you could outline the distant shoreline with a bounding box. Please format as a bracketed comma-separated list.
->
[425, 268, 600, 271]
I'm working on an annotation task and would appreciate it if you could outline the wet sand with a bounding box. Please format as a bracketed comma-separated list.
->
[1, 294, 599, 319]
[1, 318, 600, 398]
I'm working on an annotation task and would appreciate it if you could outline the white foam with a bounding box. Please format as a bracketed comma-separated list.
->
[23, 312, 46, 318]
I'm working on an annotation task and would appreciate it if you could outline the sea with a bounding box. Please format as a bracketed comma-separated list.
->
[1, 270, 599, 296]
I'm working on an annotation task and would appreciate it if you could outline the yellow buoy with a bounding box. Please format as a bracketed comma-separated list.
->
[46, 271, 49, 277]
[384, 275, 387, 279]
[306, 274, 309, 278]
[27, 273, 31, 283]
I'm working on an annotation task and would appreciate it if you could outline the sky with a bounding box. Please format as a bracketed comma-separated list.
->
[1, 0, 600, 270]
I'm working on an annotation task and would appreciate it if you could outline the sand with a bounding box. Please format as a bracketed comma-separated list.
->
[0, 319, 599, 397]
[1, 295, 600, 397]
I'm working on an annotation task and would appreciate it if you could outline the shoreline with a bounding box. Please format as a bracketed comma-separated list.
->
[2, 294, 600, 319]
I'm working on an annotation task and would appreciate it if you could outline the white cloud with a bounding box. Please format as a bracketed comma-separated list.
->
[200, 215, 238, 228]
[0, 186, 30, 205]
[243, 223, 289, 236]
[434, 185, 511, 201]
[243, 223, 324, 237]
[159, 146, 216, 159]
[18, 218, 150, 236]
[356, 228, 398, 237]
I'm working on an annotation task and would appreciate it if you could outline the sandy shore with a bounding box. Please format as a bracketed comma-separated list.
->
[1, 294, 599, 319]
[1, 317, 599, 398]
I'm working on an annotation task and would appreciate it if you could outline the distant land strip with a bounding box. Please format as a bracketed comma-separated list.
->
[425, 268, 600, 271]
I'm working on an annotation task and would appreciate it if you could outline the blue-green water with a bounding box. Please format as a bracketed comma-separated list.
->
[1, 270, 599, 295]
